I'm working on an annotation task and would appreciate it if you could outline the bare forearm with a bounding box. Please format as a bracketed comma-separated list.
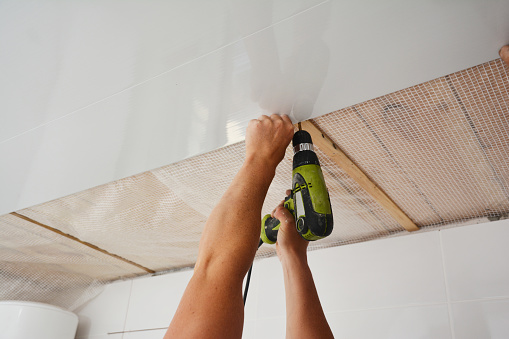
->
[167, 115, 294, 338]
[195, 155, 276, 277]
[282, 255, 334, 339]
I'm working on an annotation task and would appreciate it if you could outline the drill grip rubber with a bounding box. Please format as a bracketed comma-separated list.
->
[260, 215, 280, 244]
[260, 197, 293, 244]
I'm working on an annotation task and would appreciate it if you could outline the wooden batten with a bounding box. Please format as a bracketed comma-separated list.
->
[300, 120, 419, 232]
[10, 212, 155, 274]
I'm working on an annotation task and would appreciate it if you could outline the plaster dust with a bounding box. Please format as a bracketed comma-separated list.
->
[1, 59, 508, 310]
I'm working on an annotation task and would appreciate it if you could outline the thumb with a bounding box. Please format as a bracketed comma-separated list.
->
[273, 206, 294, 230]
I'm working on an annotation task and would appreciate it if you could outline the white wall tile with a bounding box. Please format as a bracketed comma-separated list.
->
[327, 304, 452, 339]
[242, 320, 257, 339]
[74, 221, 509, 339]
[123, 328, 167, 339]
[74, 280, 132, 338]
[307, 231, 447, 313]
[451, 298, 509, 339]
[255, 256, 286, 320]
[124, 269, 193, 331]
[254, 317, 286, 339]
[441, 219, 509, 301]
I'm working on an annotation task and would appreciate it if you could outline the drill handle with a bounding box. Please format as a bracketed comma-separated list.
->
[260, 196, 293, 244]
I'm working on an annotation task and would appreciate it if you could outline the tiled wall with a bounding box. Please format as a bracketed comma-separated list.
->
[74, 219, 509, 339]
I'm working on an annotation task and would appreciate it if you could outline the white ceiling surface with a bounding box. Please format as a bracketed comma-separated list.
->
[1, 0, 509, 216]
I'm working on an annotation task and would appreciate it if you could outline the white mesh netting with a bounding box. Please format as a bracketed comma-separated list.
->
[0, 214, 145, 310]
[314, 59, 509, 226]
[1, 59, 508, 310]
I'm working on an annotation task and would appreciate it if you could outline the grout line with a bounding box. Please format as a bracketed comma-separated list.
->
[254, 315, 286, 322]
[107, 296, 509, 334]
[449, 296, 509, 304]
[439, 230, 456, 339]
[0, 0, 330, 146]
[256, 301, 450, 319]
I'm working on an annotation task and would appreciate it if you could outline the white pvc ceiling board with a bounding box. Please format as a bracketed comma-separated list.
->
[0, 0, 324, 142]
[1, 0, 509, 215]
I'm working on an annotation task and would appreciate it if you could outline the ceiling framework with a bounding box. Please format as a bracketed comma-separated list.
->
[1, 59, 508, 310]
[301, 120, 419, 232]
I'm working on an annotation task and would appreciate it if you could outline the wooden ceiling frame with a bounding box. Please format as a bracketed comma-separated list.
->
[301, 120, 419, 232]
[10, 212, 155, 274]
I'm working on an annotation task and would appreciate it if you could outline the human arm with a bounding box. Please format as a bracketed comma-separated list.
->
[164, 115, 294, 339]
[273, 199, 334, 339]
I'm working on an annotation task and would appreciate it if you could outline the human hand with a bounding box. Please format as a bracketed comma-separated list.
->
[272, 190, 309, 264]
[500, 45, 509, 67]
[245, 114, 294, 170]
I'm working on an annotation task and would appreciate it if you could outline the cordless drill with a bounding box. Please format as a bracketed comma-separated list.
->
[244, 128, 334, 305]
[260, 129, 333, 244]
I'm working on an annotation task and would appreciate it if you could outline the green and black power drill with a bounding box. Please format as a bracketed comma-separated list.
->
[260, 129, 333, 244]
[244, 127, 333, 305]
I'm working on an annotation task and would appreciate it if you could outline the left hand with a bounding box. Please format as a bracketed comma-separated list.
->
[272, 189, 309, 264]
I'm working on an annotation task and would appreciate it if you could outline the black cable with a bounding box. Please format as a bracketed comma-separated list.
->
[243, 239, 264, 306]
[243, 265, 253, 305]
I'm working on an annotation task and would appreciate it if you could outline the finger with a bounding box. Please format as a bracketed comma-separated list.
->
[258, 115, 270, 121]
[274, 206, 294, 227]
[270, 113, 283, 122]
[280, 114, 292, 125]
[271, 207, 278, 218]
[285, 189, 291, 196]
[270, 114, 285, 128]
[248, 119, 260, 127]
[272, 199, 285, 217]
[500, 45, 509, 67]
[271, 206, 277, 217]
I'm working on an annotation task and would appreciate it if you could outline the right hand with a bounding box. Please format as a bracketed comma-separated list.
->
[245, 114, 294, 169]
[272, 190, 309, 264]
